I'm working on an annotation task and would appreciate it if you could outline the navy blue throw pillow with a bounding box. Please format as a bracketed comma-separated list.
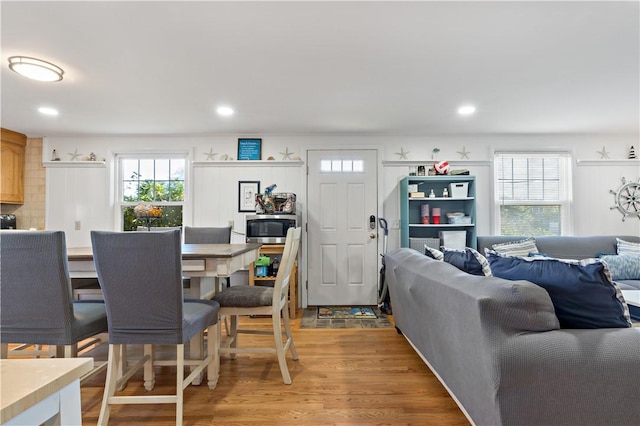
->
[486, 250, 631, 329]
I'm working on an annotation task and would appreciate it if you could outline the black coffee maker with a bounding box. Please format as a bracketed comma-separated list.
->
[0, 214, 17, 229]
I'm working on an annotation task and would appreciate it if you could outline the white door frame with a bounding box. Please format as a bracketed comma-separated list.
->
[300, 144, 384, 308]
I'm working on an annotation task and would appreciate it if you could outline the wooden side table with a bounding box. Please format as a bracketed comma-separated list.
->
[248, 244, 298, 318]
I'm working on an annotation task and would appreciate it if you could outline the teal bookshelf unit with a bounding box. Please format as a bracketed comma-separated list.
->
[399, 175, 477, 249]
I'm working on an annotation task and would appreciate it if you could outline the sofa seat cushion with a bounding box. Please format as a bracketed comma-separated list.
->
[487, 250, 632, 329]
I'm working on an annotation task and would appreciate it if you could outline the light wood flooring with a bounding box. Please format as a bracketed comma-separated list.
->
[76, 310, 469, 425]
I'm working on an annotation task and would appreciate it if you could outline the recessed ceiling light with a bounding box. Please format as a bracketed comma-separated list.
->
[38, 106, 59, 116]
[8, 56, 64, 82]
[216, 106, 234, 117]
[457, 104, 477, 116]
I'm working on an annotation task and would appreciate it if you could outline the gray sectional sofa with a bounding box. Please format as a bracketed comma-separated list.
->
[386, 237, 640, 426]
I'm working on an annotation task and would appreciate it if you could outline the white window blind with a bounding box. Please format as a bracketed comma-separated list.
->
[494, 152, 572, 236]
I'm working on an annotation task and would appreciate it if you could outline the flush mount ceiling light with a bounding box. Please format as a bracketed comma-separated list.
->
[457, 104, 477, 116]
[216, 106, 234, 117]
[38, 106, 59, 116]
[8, 56, 64, 82]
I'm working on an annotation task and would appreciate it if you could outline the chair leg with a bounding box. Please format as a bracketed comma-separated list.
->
[143, 344, 155, 391]
[192, 331, 205, 385]
[98, 344, 121, 426]
[207, 322, 220, 390]
[229, 315, 238, 359]
[282, 303, 299, 361]
[272, 311, 292, 385]
[176, 344, 185, 426]
[116, 345, 128, 391]
[56, 344, 78, 358]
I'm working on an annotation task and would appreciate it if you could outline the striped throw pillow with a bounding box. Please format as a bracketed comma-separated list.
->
[491, 237, 539, 257]
[442, 247, 492, 276]
[617, 238, 640, 256]
[424, 245, 444, 260]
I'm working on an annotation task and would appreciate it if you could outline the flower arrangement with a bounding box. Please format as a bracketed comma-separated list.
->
[134, 204, 163, 218]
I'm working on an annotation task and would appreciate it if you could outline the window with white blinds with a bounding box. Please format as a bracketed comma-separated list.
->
[494, 152, 572, 236]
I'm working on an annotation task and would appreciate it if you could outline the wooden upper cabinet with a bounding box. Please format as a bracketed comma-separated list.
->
[1, 128, 27, 204]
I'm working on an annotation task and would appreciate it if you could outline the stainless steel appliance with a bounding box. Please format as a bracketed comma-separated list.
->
[245, 214, 299, 244]
[0, 214, 17, 229]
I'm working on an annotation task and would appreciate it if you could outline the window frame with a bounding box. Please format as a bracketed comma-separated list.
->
[114, 151, 190, 231]
[492, 151, 573, 236]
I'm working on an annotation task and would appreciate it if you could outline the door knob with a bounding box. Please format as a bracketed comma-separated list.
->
[370, 233, 376, 239]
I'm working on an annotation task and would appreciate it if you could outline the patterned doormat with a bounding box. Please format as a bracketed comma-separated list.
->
[301, 306, 393, 329]
[318, 306, 377, 319]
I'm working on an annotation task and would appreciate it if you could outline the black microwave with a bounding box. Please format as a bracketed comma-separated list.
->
[246, 214, 299, 244]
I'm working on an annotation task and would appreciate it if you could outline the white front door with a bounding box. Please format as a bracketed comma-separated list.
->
[306, 149, 379, 306]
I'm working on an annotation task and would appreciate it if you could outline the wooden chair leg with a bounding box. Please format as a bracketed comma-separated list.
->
[176, 344, 184, 426]
[190, 331, 204, 385]
[229, 315, 238, 359]
[143, 344, 155, 391]
[272, 311, 292, 385]
[207, 322, 220, 390]
[98, 344, 121, 426]
[282, 303, 298, 360]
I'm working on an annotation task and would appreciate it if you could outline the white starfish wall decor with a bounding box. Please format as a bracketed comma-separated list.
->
[280, 147, 294, 160]
[457, 146, 470, 159]
[395, 148, 409, 160]
[597, 146, 610, 159]
[68, 148, 82, 161]
[204, 148, 217, 160]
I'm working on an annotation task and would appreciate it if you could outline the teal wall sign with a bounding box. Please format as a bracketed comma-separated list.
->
[238, 138, 262, 160]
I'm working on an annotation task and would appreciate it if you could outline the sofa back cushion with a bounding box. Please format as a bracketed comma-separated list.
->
[486, 250, 632, 329]
[478, 235, 640, 260]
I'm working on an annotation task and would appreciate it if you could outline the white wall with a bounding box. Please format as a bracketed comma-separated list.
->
[44, 133, 639, 248]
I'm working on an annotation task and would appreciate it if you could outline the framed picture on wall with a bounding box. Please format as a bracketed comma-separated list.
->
[237, 138, 262, 160]
[238, 181, 260, 212]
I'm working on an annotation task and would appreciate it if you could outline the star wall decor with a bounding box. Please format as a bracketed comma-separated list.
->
[395, 148, 409, 160]
[280, 147, 294, 160]
[204, 148, 217, 161]
[457, 146, 470, 159]
[597, 146, 610, 159]
[68, 148, 82, 161]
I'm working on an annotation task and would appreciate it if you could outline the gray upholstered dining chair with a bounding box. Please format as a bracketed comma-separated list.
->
[184, 225, 231, 244]
[213, 226, 301, 384]
[90, 229, 220, 426]
[0, 230, 108, 369]
[184, 225, 233, 288]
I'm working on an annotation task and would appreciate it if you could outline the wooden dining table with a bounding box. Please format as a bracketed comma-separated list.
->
[67, 242, 262, 300]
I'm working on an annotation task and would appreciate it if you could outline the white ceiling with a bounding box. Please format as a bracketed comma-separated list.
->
[1, 1, 638, 138]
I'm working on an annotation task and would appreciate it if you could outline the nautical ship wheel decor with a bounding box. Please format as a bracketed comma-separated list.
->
[610, 177, 640, 221]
